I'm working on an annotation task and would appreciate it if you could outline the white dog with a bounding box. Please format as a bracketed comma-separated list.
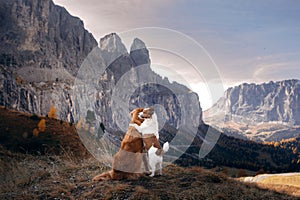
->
[132, 107, 169, 177]
[148, 142, 169, 177]
[138, 110, 159, 139]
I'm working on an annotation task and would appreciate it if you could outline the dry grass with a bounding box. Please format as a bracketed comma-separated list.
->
[1, 147, 298, 199]
[0, 146, 103, 199]
[259, 175, 300, 187]
[254, 175, 300, 197]
[256, 183, 300, 198]
[238, 173, 300, 197]
[0, 107, 299, 199]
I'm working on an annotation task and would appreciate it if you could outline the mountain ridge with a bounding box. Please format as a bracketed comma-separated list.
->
[204, 79, 300, 142]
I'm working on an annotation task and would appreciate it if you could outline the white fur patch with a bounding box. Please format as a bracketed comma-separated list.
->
[139, 113, 159, 139]
[148, 142, 169, 177]
[129, 123, 142, 132]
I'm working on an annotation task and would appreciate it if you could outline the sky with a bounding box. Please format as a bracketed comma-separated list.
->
[53, 0, 300, 110]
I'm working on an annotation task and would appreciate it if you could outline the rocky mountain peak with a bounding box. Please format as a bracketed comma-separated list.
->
[130, 38, 147, 52]
[129, 38, 150, 67]
[100, 33, 127, 54]
[99, 32, 128, 68]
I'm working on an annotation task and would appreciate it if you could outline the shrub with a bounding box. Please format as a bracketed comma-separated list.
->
[16, 75, 22, 85]
[237, 169, 248, 178]
[86, 110, 96, 124]
[33, 128, 39, 137]
[256, 168, 265, 175]
[22, 132, 28, 139]
[30, 114, 40, 121]
[38, 119, 46, 132]
[48, 106, 57, 119]
[76, 118, 83, 130]
[222, 168, 228, 176]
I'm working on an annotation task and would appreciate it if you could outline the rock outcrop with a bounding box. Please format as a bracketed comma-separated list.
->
[0, 0, 97, 122]
[0, 0, 97, 79]
[204, 80, 300, 142]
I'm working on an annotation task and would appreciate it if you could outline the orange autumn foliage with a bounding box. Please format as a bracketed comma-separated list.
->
[48, 106, 57, 119]
[38, 119, 46, 132]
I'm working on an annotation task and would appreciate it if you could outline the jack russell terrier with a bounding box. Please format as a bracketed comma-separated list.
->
[133, 107, 169, 177]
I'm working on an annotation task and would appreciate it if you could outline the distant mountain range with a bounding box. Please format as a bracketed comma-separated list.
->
[204, 80, 300, 142]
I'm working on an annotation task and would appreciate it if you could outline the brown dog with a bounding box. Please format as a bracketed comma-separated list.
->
[131, 107, 164, 172]
[93, 108, 147, 181]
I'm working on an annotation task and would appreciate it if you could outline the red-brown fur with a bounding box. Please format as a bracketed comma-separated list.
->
[143, 134, 162, 155]
[93, 108, 146, 181]
[130, 108, 144, 126]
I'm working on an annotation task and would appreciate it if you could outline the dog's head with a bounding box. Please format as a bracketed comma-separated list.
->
[139, 107, 154, 119]
[130, 108, 145, 126]
[139, 107, 159, 139]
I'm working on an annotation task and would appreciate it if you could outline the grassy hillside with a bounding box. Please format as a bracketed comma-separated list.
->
[0, 107, 299, 199]
[0, 106, 88, 157]
[0, 146, 298, 199]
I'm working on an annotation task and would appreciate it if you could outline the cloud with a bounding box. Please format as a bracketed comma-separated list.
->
[53, 0, 300, 96]
[251, 52, 300, 81]
[253, 62, 300, 82]
[53, 0, 174, 40]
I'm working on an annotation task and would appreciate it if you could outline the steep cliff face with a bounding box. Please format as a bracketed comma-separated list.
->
[0, 0, 96, 121]
[0, 0, 97, 78]
[0, 0, 203, 135]
[0, 66, 77, 122]
[204, 80, 300, 142]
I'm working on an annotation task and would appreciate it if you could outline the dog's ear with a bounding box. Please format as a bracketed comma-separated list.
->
[148, 107, 154, 115]
[130, 110, 134, 117]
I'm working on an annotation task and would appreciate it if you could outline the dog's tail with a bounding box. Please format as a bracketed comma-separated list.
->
[153, 142, 169, 156]
[162, 142, 169, 153]
[92, 170, 113, 181]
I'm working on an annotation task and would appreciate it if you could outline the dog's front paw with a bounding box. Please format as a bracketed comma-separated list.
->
[144, 171, 151, 176]
[149, 173, 154, 177]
